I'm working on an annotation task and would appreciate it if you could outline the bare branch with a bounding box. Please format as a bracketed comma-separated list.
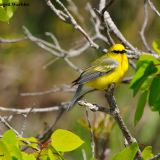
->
[66, 0, 84, 22]
[21, 85, 76, 97]
[79, 84, 142, 158]
[20, 108, 33, 137]
[148, 0, 160, 17]
[105, 84, 136, 144]
[140, 1, 154, 53]
[0, 116, 21, 137]
[45, 0, 104, 52]
[38, 108, 65, 142]
[78, 100, 110, 113]
[0, 104, 66, 114]
[85, 109, 96, 158]
[64, 57, 82, 73]
[23, 26, 97, 72]
[45, 32, 61, 49]
[0, 37, 27, 43]
[23, 26, 65, 57]
[45, 0, 68, 21]
[102, 10, 139, 53]
[129, 59, 136, 69]
[82, 149, 87, 160]
[99, 0, 107, 12]
[67, 42, 91, 57]
[43, 57, 60, 70]
[86, 3, 109, 45]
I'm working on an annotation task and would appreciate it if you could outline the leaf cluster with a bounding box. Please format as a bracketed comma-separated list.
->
[0, 129, 84, 160]
[130, 49, 160, 125]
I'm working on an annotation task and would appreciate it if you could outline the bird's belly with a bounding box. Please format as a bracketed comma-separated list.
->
[85, 68, 125, 90]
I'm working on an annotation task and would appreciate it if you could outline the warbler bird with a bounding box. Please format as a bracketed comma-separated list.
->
[67, 43, 128, 110]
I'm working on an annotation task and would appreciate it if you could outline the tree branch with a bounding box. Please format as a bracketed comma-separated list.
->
[140, 1, 154, 54]
[45, 0, 104, 52]
[78, 83, 142, 158]
[0, 37, 27, 43]
[148, 0, 160, 17]
[0, 104, 66, 114]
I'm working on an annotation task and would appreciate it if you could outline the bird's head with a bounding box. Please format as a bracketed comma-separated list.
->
[109, 43, 126, 54]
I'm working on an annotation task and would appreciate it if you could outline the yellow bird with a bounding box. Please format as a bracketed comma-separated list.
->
[67, 43, 128, 110]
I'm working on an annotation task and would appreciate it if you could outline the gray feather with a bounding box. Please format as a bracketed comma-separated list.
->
[77, 70, 111, 84]
[67, 84, 83, 110]
[72, 58, 118, 85]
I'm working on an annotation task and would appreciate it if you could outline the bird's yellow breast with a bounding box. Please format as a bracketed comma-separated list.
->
[86, 53, 128, 90]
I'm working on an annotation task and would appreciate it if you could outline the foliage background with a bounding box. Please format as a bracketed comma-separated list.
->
[0, 0, 160, 159]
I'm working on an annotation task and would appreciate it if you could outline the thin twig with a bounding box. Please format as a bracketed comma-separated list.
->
[20, 107, 33, 137]
[43, 57, 60, 69]
[79, 84, 142, 159]
[66, 0, 84, 22]
[86, 3, 109, 45]
[23, 26, 64, 57]
[0, 104, 66, 114]
[38, 108, 66, 142]
[78, 100, 110, 113]
[45, 0, 104, 52]
[85, 109, 96, 159]
[20, 85, 76, 96]
[82, 149, 87, 160]
[140, 1, 154, 53]
[0, 116, 21, 137]
[0, 37, 27, 43]
[102, 10, 138, 53]
[148, 0, 160, 17]
[64, 57, 82, 73]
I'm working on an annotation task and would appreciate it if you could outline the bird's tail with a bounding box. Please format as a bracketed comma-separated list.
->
[67, 85, 96, 111]
[67, 84, 83, 111]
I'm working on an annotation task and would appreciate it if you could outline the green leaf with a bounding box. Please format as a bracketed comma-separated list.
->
[142, 146, 154, 160]
[51, 129, 84, 152]
[0, 140, 11, 160]
[152, 40, 160, 54]
[139, 54, 160, 72]
[18, 137, 39, 150]
[1, 130, 22, 160]
[22, 152, 36, 160]
[134, 91, 148, 125]
[2, 130, 18, 147]
[0, 0, 19, 22]
[130, 61, 157, 96]
[149, 76, 160, 111]
[48, 149, 57, 160]
[112, 143, 139, 160]
[0, 7, 9, 22]
[36, 148, 48, 160]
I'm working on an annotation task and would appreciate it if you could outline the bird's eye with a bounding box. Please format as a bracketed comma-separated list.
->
[112, 50, 126, 54]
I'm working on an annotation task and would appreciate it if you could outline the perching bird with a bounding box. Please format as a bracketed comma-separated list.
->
[67, 43, 128, 110]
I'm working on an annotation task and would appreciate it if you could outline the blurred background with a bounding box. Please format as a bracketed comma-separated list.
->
[0, 0, 160, 159]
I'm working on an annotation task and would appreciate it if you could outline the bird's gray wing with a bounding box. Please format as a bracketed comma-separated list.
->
[72, 58, 119, 85]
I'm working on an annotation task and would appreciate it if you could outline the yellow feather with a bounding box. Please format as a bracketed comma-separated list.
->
[67, 44, 129, 110]
[86, 44, 128, 90]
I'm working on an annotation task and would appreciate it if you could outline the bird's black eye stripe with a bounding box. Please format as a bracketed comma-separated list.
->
[112, 50, 126, 54]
